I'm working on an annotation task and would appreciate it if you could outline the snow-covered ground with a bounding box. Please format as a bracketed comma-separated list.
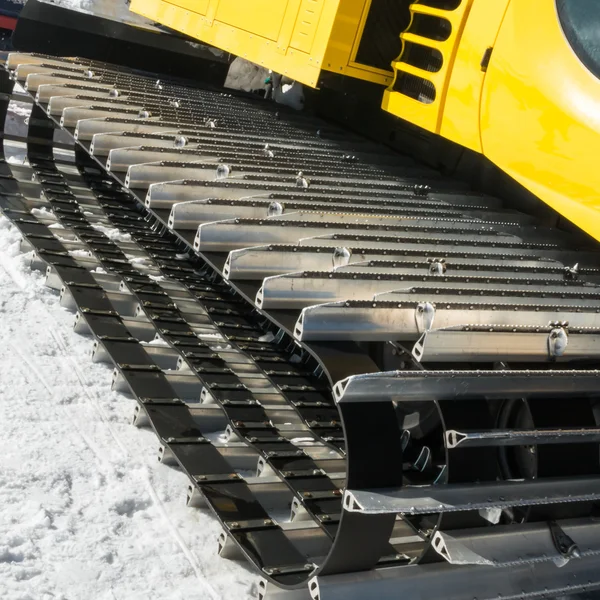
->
[0, 219, 256, 598]
[0, 46, 304, 598]
[37, 0, 152, 27]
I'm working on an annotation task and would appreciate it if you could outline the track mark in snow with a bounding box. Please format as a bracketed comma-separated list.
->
[142, 468, 221, 600]
[0, 216, 256, 599]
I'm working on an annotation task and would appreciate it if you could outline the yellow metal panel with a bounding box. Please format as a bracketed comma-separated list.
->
[382, 0, 474, 134]
[166, 0, 209, 12]
[401, 32, 443, 52]
[276, 0, 302, 55]
[131, 0, 339, 87]
[439, 0, 510, 153]
[322, 0, 393, 84]
[481, 0, 600, 242]
[410, 4, 446, 19]
[214, 0, 288, 42]
[322, 0, 367, 74]
[290, 0, 325, 54]
[131, 0, 390, 87]
[382, 83, 437, 128]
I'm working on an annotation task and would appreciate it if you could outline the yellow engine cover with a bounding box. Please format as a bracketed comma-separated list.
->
[129, 0, 394, 88]
[481, 0, 600, 242]
[382, 0, 510, 152]
[383, 0, 600, 243]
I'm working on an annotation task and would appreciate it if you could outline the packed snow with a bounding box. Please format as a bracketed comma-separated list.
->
[0, 217, 256, 599]
[225, 59, 305, 111]
[0, 27, 306, 598]
[39, 0, 151, 27]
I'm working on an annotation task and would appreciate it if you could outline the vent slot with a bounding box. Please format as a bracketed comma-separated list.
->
[416, 0, 462, 9]
[393, 72, 436, 104]
[354, 0, 412, 72]
[385, 0, 467, 132]
[408, 13, 452, 41]
[400, 41, 443, 72]
[392, 0, 463, 106]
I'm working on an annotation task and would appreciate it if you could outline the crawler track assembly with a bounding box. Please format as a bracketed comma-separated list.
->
[3, 52, 600, 600]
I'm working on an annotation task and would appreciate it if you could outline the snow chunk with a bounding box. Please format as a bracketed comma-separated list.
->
[90, 223, 132, 242]
[8, 100, 31, 118]
[197, 333, 225, 340]
[31, 207, 53, 218]
[126, 256, 148, 265]
[291, 437, 317, 445]
[140, 337, 170, 347]
[69, 249, 91, 258]
[258, 331, 275, 343]
[204, 430, 229, 444]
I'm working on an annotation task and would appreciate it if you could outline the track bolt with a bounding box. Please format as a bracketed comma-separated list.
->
[268, 201, 284, 217]
[174, 135, 188, 147]
[296, 171, 310, 189]
[216, 164, 231, 179]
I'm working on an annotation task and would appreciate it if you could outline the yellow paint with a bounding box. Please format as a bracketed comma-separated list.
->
[290, 0, 326, 54]
[214, 0, 289, 41]
[382, 1, 475, 134]
[481, 0, 600, 241]
[440, 0, 510, 152]
[166, 0, 209, 12]
[130, 0, 392, 87]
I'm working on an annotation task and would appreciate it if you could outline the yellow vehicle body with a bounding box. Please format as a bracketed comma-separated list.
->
[132, 0, 600, 243]
[481, 0, 600, 243]
[383, 0, 600, 242]
[382, 0, 511, 152]
[129, 0, 394, 88]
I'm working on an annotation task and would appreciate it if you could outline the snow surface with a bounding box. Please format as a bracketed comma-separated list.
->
[38, 0, 151, 27]
[0, 217, 256, 599]
[225, 59, 305, 111]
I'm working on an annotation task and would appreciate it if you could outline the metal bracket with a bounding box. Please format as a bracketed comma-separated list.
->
[262, 563, 315, 577]
[411, 446, 432, 472]
[548, 322, 569, 358]
[225, 518, 279, 532]
[549, 520, 580, 564]
[564, 263, 579, 280]
[332, 246, 351, 268]
[268, 201, 284, 217]
[194, 473, 242, 485]
[427, 258, 446, 275]
[415, 302, 435, 333]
